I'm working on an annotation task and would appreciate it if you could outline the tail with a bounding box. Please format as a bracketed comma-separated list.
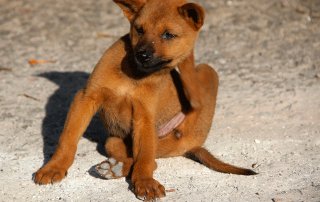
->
[185, 147, 258, 175]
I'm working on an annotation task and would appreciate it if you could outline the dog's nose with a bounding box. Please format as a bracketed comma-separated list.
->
[136, 50, 152, 63]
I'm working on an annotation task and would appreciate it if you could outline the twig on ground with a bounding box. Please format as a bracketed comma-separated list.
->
[22, 94, 41, 102]
[295, 8, 306, 14]
[0, 67, 13, 71]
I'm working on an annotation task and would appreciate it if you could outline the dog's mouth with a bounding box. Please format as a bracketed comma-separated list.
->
[134, 55, 173, 73]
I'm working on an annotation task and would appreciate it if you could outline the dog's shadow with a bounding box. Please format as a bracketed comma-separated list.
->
[38, 71, 108, 167]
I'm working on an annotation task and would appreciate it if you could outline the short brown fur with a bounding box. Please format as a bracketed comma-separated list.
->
[34, 0, 256, 201]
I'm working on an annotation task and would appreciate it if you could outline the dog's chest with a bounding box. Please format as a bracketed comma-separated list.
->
[96, 72, 165, 137]
[97, 81, 148, 137]
[98, 91, 133, 137]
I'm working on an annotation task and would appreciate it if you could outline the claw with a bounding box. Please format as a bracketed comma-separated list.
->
[137, 195, 146, 201]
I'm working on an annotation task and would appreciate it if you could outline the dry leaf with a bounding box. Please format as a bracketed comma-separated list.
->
[97, 33, 117, 38]
[29, 58, 57, 66]
[166, 189, 176, 193]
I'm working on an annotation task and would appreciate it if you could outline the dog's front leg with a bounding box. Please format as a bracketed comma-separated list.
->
[131, 101, 166, 201]
[34, 88, 102, 185]
[177, 50, 205, 109]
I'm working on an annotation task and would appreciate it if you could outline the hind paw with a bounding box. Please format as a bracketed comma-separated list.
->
[95, 158, 125, 179]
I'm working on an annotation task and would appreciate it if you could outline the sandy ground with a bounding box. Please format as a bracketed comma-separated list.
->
[1, 0, 320, 201]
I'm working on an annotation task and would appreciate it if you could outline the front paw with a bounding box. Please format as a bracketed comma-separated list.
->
[34, 166, 67, 185]
[134, 178, 166, 201]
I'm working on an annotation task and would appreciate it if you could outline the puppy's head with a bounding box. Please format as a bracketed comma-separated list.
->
[114, 0, 205, 72]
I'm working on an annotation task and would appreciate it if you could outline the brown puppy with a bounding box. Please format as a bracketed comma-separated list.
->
[34, 0, 257, 201]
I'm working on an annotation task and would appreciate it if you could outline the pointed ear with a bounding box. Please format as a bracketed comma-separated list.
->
[178, 3, 205, 31]
[113, 0, 146, 22]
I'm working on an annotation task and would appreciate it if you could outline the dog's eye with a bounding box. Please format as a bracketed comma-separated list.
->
[135, 27, 144, 35]
[162, 31, 177, 40]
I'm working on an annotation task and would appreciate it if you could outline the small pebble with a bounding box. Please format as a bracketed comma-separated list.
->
[252, 163, 260, 168]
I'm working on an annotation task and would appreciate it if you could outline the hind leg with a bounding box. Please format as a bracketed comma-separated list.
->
[157, 63, 219, 158]
[157, 64, 256, 175]
[96, 136, 134, 179]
